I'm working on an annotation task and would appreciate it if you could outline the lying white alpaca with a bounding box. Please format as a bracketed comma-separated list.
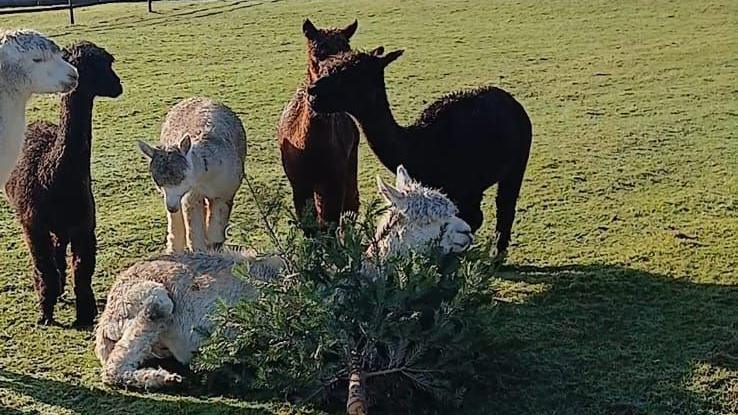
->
[0, 29, 78, 187]
[138, 97, 247, 252]
[95, 165, 473, 390]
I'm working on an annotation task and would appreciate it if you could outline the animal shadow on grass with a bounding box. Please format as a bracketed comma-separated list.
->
[0, 369, 272, 415]
[483, 263, 738, 415]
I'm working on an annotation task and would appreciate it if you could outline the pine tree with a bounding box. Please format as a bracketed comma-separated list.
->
[194, 193, 498, 414]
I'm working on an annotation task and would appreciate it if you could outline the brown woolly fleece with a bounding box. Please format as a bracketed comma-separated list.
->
[308, 48, 533, 257]
[277, 19, 360, 229]
[5, 41, 122, 327]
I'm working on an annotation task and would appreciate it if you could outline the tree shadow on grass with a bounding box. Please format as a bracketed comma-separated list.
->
[0, 369, 278, 415]
[483, 263, 738, 415]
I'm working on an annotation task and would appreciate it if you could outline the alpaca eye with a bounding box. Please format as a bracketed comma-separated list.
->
[32, 58, 43, 63]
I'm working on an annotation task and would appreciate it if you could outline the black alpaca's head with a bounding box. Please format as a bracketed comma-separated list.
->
[307, 47, 403, 114]
[63, 41, 122, 98]
[303, 18, 357, 79]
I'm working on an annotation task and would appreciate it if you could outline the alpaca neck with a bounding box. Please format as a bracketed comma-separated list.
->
[350, 86, 410, 171]
[0, 84, 31, 186]
[52, 91, 95, 177]
[307, 58, 320, 83]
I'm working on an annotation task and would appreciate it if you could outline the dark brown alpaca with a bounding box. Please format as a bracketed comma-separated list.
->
[307, 48, 532, 259]
[277, 19, 360, 228]
[5, 41, 122, 326]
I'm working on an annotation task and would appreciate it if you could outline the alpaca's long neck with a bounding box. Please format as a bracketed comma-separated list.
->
[350, 87, 410, 172]
[307, 57, 320, 83]
[0, 85, 30, 186]
[51, 91, 95, 177]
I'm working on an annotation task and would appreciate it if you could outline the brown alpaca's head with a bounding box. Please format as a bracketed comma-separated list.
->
[307, 47, 404, 114]
[303, 18, 358, 80]
[63, 41, 122, 98]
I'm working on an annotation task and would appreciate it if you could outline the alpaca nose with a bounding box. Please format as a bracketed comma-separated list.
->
[167, 205, 179, 213]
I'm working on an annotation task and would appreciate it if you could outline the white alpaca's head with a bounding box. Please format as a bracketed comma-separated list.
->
[0, 29, 78, 95]
[372, 165, 473, 259]
[137, 134, 195, 213]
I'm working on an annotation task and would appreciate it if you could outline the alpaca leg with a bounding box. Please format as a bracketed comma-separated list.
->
[494, 163, 528, 259]
[292, 185, 314, 223]
[102, 313, 181, 389]
[342, 145, 360, 213]
[70, 226, 97, 327]
[101, 284, 181, 389]
[166, 209, 186, 253]
[205, 197, 232, 251]
[52, 233, 69, 300]
[22, 224, 61, 325]
[314, 179, 345, 228]
[458, 195, 484, 233]
[182, 193, 207, 251]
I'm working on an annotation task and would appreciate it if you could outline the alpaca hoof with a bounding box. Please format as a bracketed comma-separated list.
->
[37, 316, 56, 326]
[490, 249, 507, 266]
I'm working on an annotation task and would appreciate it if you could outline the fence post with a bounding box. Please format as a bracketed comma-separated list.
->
[148, 0, 152, 13]
[68, 0, 74, 24]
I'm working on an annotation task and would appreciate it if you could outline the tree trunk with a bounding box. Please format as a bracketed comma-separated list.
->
[346, 369, 368, 415]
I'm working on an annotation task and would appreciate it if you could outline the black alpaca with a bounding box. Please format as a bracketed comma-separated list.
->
[307, 48, 532, 258]
[5, 41, 122, 326]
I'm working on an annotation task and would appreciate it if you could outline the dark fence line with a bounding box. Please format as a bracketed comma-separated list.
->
[0, 0, 153, 18]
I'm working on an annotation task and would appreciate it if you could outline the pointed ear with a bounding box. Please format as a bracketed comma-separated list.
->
[377, 175, 405, 208]
[179, 134, 192, 155]
[341, 19, 358, 39]
[370, 46, 385, 56]
[395, 165, 413, 190]
[137, 140, 155, 159]
[303, 18, 319, 41]
[381, 49, 404, 67]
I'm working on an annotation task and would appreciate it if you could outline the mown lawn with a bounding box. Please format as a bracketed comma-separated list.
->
[0, 0, 736, 413]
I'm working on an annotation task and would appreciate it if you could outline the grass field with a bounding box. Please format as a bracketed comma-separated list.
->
[0, 0, 736, 413]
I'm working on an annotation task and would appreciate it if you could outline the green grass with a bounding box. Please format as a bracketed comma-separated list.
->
[0, 0, 736, 413]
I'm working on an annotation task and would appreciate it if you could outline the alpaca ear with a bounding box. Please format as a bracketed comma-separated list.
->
[179, 134, 192, 155]
[370, 46, 385, 56]
[381, 49, 404, 67]
[341, 20, 358, 39]
[137, 140, 155, 159]
[303, 18, 319, 40]
[377, 176, 406, 209]
[395, 165, 413, 191]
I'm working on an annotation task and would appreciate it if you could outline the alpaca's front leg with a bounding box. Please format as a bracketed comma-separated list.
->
[205, 197, 232, 250]
[70, 226, 98, 327]
[182, 193, 207, 251]
[22, 224, 61, 325]
[166, 209, 186, 253]
[102, 285, 181, 389]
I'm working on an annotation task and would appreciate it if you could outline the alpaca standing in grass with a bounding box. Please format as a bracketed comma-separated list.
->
[308, 48, 532, 260]
[0, 29, 78, 187]
[95, 165, 472, 390]
[138, 97, 247, 253]
[5, 41, 122, 327]
[277, 19, 360, 228]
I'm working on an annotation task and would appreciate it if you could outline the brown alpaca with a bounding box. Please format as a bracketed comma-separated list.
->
[277, 19, 360, 228]
[5, 41, 122, 326]
[307, 48, 532, 260]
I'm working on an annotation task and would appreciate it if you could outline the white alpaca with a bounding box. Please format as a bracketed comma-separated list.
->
[95, 165, 473, 389]
[0, 29, 78, 187]
[138, 97, 247, 252]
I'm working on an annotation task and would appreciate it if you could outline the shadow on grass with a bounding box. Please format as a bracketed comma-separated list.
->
[48, 0, 286, 38]
[0, 369, 275, 415]
[485, 263, 738, 415]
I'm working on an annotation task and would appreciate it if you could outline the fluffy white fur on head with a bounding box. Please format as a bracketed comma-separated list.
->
[0, 29, 78, 95]
[373, 165, 473, 258]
